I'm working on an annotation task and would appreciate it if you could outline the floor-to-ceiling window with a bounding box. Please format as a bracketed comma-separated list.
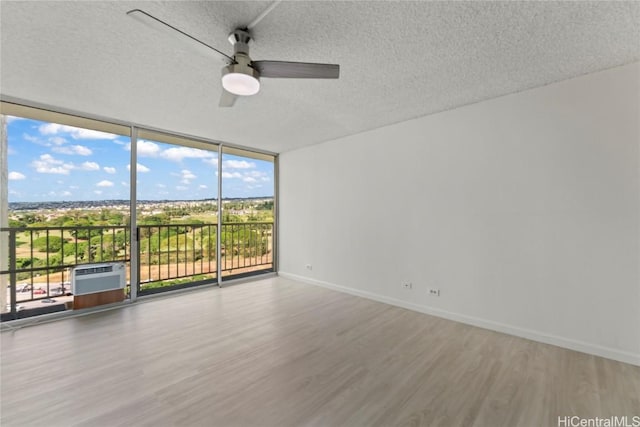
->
[220, 147, 275, 280]
[1, 104, 131, 316]
[134, 130, 219, 295]
[1, 102, 277, 319]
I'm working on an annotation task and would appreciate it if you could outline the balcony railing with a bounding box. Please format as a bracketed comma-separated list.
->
[1, 222, 273, 319]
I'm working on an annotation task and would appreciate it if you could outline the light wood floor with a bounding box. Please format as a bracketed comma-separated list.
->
[1, 277, 639, 427]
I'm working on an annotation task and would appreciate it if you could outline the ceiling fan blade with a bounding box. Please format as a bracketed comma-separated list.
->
[252, 61, 339, 79]
[126, 9, 234, 64]
[219, 89, 238, 107]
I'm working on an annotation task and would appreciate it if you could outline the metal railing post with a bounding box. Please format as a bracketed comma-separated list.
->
[9, 229, 17, 319]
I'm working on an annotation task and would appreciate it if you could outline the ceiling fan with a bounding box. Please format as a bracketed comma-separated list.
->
[126, 4, 340, 107]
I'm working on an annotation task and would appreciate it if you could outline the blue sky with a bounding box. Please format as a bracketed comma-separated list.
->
[6, 117, 274, 202]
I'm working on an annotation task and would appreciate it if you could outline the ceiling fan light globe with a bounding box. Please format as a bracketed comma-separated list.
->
[222, 72, 260, 96]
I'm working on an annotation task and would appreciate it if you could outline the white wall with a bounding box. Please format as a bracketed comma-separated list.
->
[279, 62, 640, 365]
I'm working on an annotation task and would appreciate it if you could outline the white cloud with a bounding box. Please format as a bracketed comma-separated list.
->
[127, 163, 150, 173]
[174, 169, 197, 184]
[241, 170, 271, 183]
[61, 191, 72, 197]
[176, 185, 188, 191]
[23, 133, 40, 144]
[199, 184, 207, 189]
[94, 190, 103, 195]
[223, 159, 255, 169]
[181, 169, 196, 180]
[125, 140, 216, 163]
[80, 161, 100, 171]
[157, 184, 166, 188]
[39, 123, 118, 140]
[221, 171, 243, 179]
[129, 140, 161, 157]
[52, 144, 93, 156]
[8, 171, 26, 180]
[202, 157, 218, 166]
[121, 181, 128, 187]
[248, 170, 269, 179]
[49, 136, 67, 146]
[31, 154, 73, 175]
[96, 180, 114, 187]
[103, 166, 116, 174]
[30, 154, 101, 175]
[161, 146, 214, 162]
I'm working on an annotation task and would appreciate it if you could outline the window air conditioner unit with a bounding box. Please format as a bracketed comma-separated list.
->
[71, 263, 126, 295]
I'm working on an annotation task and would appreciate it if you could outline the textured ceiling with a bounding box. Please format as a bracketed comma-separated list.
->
[1, 1, 639, 153]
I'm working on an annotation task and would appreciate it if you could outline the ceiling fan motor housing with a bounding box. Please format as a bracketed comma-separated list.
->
[222, 53, 260, 80]
[221, 52, 260, 96]
[220, 28, 261, 96]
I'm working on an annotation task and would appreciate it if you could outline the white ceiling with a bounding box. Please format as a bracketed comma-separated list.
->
[1, 1, 639, 154]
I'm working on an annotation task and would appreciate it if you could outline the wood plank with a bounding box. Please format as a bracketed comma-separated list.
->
[1, 277, 638, 427]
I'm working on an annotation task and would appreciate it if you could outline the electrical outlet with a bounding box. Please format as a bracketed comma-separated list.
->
[402, 281, 412, 289]
[428, 288, 440, 297]
[305, 264, 312, 270]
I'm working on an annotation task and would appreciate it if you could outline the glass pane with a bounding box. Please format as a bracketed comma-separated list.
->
[2, 114, 130, 317]
[135, 137, 218, 294]
[220, 149, 275, 280]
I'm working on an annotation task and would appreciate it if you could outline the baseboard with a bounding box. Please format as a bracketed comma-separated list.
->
[278, 271, 640, 367]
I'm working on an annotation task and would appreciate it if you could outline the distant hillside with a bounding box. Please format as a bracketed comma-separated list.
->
[9, 196, 273, 211]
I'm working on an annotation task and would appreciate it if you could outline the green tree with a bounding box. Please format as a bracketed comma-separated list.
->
[32, 235, 65, 252]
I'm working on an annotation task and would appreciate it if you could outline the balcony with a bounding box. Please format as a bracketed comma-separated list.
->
[1, 222, 274, 320]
